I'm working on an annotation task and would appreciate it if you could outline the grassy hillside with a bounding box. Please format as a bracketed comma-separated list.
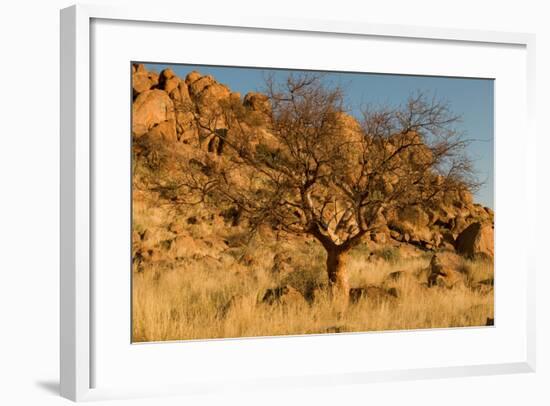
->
[131, 65, 494, 342]
[132, 198, 493, 342]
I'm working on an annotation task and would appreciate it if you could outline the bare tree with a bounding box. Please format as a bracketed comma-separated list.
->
[139, 73, 478, 301]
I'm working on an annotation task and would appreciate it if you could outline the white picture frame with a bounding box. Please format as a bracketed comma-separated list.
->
[60, 4, 536, 402]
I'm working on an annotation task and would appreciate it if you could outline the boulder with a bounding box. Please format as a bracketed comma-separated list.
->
[243, 92, 271, 114]
[170, 82, 192, 105]
[167, 221, 186, 235]
[399, 205, 430, 228]
[188, 75, 216, 97]
[261, 285, 305, 305]
[157, 68, 181, 94]
[132, 67, 159, 96]
[455, 222, 494, 258]
[389, 230, 401, 240]
[185, 70, 202, 85]
[162, 77, 180, 95]
[175, 111, 196, 140]
[431, 233, 442, 248]
[187, 74, 231, 109]
[387, 205, 434, 245]
[160, 68, 175, 80]
[133, 63, 146, 73]
[427, 253, 468, 288]
[197, 83, 231, 107]
[168, 81, 195, 140]
[146, 119, 178, 142]
[451, 215, 471, 235]
[132, 89, 175, 136]
[388, 131, 433, 167]
[433, 204, 455, 225]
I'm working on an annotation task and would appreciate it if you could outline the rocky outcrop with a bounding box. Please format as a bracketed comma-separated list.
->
[386, 204, 432, 245]
[132, 68, 238, 143]
[377, 192, 494, 255]
[131, 65, 494, 260]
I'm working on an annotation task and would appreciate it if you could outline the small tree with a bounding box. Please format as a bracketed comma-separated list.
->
[141, 74, 477, 301]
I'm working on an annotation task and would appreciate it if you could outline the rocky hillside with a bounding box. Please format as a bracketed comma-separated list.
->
[131, 63, 494, 274]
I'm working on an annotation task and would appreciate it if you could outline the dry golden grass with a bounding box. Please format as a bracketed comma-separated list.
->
[132, 234, 494, 342]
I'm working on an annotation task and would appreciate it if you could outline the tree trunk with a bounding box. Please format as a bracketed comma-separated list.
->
[326, 247, 350, 303]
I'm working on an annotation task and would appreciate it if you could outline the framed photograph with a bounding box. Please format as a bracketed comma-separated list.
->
[60, 4, 536, 402]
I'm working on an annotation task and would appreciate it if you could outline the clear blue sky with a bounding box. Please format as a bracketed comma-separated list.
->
[145, 63, 494, 208]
